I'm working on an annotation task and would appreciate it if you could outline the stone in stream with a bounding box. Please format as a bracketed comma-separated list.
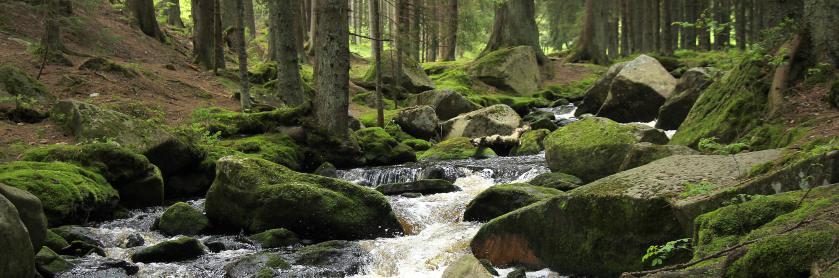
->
[99, 259, 140, 275]
[354, 127, 417, 166]
[157, 202, 209, 236]
[469, 46, 541, 96]
[314, 162, 338, 178]
[122, 233, 145, 248]
[470, 150, 783, 277]
[656, 67, 717, 130]
[131, 236, 206, 263]
[205, 156, 404, 240]
[0, 192, 36, 278]
[249, 228, 300, 248]
[203, 236, 254, 253]
[406, 89, 481, 121]
[527, 172, 583, 191]
[522, 110, 557, 131]
[394, 105, 440, 140]
[510, 129, 551, 156]
[60, 240, 106, 257]
[35, 246, 74, 276]
[596, 55, 676, 123]
[21, 143, 165, 208]
[224, 252, 290, 278]
[441, 254, 497, 278]
[0, 183, 48, 251]
[418, 137, 497, 161]
[292, 240, 370, 277]
[375, 179, 461, 196]
[442, 104, 522, 140]
[51, 226, 103, 247]
[43, 230, 70, 252]
[463, 183, 563, 222]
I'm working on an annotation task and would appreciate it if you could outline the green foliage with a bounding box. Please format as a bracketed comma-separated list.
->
[418, 137, 496, 161]
[357, 109, 398, 127]
[697, 137, 750, 155]
[680, 181, 720, 197]
[217, 133, 304, 170]
[642, 238, 691, 267]
[189, 105, 308, 137]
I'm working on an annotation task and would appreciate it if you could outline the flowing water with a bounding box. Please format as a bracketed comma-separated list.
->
[61, 153, 555, 277]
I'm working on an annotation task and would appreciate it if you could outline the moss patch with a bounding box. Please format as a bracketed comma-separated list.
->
[190, 105, 309, 137]
[511, 129, 550, 156]
[543, 117, 638, 182]
[354, 127, 416, 166]
[218, 133, 304, 170]
[157, 202, 209, 236]
[418, 137, 496, 161]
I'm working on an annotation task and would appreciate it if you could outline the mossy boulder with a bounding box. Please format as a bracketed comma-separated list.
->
[249, 228, 300, 248]
[597, 55, 676, 122]
[511, 129, 550, 156]
[394, 105, 439, 140]
[375, 179, 460, 196]
[217, 133, 304, 170]
[292, 240, 369, 277]
[470, 46, 540, 96]
[35, 247, 73, 276]
[51, 100, 203, 179]
[0, 193, 35, 278]
[528, 172, 583, 191]
[224, 252, 290, 278]
[618, 142, 699, 171]
[828, 80, 839, 108]
[362, 50, 435, 93]
[471, 150, 782, 276]
[0, 184, 48, 251]
[354, 127, 417, 166]
[0, 161, 119, 225]
[442, 104, 522, 140]
[60, 240, 105, 257]
[131, 236, 206, 263]
[543, 117, 640, 182]
[21, 143, 164, 208]
[417, 137, 497, 161]
[205, 156, 403, 240]
[50, 226, 102, 247]
[405, 89, 480, 121]
[0, 64, 55, 122]
[522, 111, 557, 131]
[43, 230, 69, 252]
[189, 105, 309, 137]
[157, 202, 209, 236]
[656, 67, 717, 130]
[403, 138, 433, 151]
[463, 183, 563, 222]
[441, 254, 495, 278]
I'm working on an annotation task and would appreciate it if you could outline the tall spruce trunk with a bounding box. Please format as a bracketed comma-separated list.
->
[698, 0, 712, 50]
[369, 0, 385, 126]
[42, 0, 62, 52]
[620, 0, 630, 56]
[425, 0, 439, 62]
[213, 0, 225, 72]
[661, 0, 674, 54]
[481, 0, 546, 64]
[735, 0, 747, 49]
[574, 0, 609, 64]
[313, 0, 350, 137]
[166, 0, 185, 28]
[236, 0, 251, 111]
[271, 0, 306, 106]
[128, 0, 164, 41]
[438, 0, 457, 61]
[192, 0, 223, 70]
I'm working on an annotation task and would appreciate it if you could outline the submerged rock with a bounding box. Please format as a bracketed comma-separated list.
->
[131, 237, 206, 263]
[394, 105, 440, 140]
[463, 183, 562, 222]
[471, 150, 783, 276]
[157, 202, 209, 236]
[0, 192, 35, 278]
[292, 240, 369, 277]
[205, 156, 403, 240]
[470, 46, 541, 96]
[441, 254, 496, 278]
[417, 137, 497, 161]
[249, 228, 300, 248]
[656, 67, 717, 130]
[442, 104, 522, 140]
[35, 247, 73, 276]
[406, 89, 480, 121]
[375, 179, 460, 196]
[0, 184, 47, 251]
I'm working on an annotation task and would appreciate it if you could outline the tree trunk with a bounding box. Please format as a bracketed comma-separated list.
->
[685, 0, 697, 49]
[438, 0, 457, 61]
[369, 0, 385, 126]
[307, 0, 318, 58]
[221, 0, 241, 50]
[313, 0, 350, 137]
[714, 0, 731, 49]
[271, 0, 306, 106]
[42, 0, 62, 52]
[236, 0, 251, 111]
[480, 0, 546, 64]
[661, 0, 673, 54]
[214, 0, 225, 72]
[192, 0, 223, 70]
[805, 0, 839, 67]
[607, 4, 619, 58]
[735, 0, 747, 49]
[426, 0, 439, 62]
[128, 0, 164, 41]
[574, 0, 609, 65]
[652, 0, 660, 52]
[620, 0, 630, 56]
[408, 0, 422, 60]
[631, 0, 643, 53]
[244, 0, 256, 38]
[166, 0, 185, 28]
[698, 0, 712, 50]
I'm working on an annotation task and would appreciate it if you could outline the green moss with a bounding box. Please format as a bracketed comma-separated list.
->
[0, 161, 118, 225]
[354, 127, 416, 165]
[539, 75, 599, 101]
[512, 129, 550, 156]
[218, 133, 304, 170]
[384, 123, 415, 142]
[351, 91, 395, 109]
[528, 172, 583, 191]
[467, 94, 549, 116]
[0, 64, 49, 101]
[35, 246, 73, 274]
[543, 117, 638, 182]
[266, 254, 291, 269]
[357, 109, 398, 127]
[21, 143, 155, 186]
[43, 230, 69, 251]
[158, 202, 209, 236]
[249, 228, 300, 248]
[403, 138, 432, 151]
[741, 124, 809, 150]
[430, 68, 474, 95]
[680, 181, 720, 197]
[417, 137, 497, 161]
[190, 105, 309, 137]
[471, 47, 517, 70]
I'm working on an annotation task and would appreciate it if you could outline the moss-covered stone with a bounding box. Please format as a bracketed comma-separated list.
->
[469, 46, 540, 95]
[543, 117, 639, 182]
[157, 202, 209, 236]
[22, 143, 164, 208]
[442, 104, 522, 140]
[43, 229, 69, 251]
[618, 143, 699, 171]
[468, 94, 550, 117]
[292, 240, 369, 276]
[131, 236, 206, 263]
[463, 183, 562, 222]
[417, 137, 497, 161]
[528, 172, 583, 191]
[362, 50, 435, 93]
[0, 193, 35, 278]
[0, 64, 54, 122]
[354, 127, 416, 166]
[224, 252, 290, 278]
[189, 104, 309, 137]
[205, 156, 403, 240]
[405, 89, 480, 121]
[217, 133, 304, 170]
[403, 138, 432, 151]
[511, 129, 550, 156]
[50, 226, 102, 247]
[249, 228, 300, 248]
[78, 57, 139, 77]
[0, 183, 48, 251]
[60, 240, 106, 257]
[35, 246, 73, 276]
[0, 161, 119, 225]
[375, 179, 460, 195]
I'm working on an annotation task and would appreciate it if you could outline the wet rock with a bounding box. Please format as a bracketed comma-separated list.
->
[656, 67, 717, 130]
[626, 123, 670, 145]
[403, 138, 433, 151]
[35, 247, 73, 276]
[314, 162, 338, 178]
[0, 193, 35, 278]
[401, 192, 423, 198]
[543, 117, 641, 182]
[618, 143, 699, 171]
[205, 156, 403, 240]
[51, 226, 103, 247]
[394, 105, 439, 140]
[575, 62, 626, 116]
[441, 254, 495, 278]
[249, 228, 300, 248]
[0, 64, 55, 123]
[157, 202, 209, 236]
[470, 46, 541, 96]
[354, 127, 417, 166]
[420, 166, 455, 181]
[131, 236, 206, 263]
[418, 137, 497, 161]
[376, 179, 460, 196]
[121, 234, 144, 248]
[528, 172, 583, 191]
[511, 129, 550, 156]
[470, 150, 782, 277]
[293, 240, 369, 277]
[406, 89, 480, 121]
[362, 50, 435, 93]
[60, 240, 106, 257]
[463, 183, 563, 222]
[522, 110, 557, 131]
[217, 133, 305, 171]
[0, 183, 47, 250]
[224, 252, 290, 278]
[203, 236, 254, 253]
[21, 143, 165, 208]
[507, 268, 527, 278]
[442, 104, 522, 140]
[44, 230, 70, 252]
[98, 259, 139, 276]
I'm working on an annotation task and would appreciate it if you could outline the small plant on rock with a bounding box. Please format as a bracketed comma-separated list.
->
[641, 238, 692, 267]
[698, 137, 750, 155]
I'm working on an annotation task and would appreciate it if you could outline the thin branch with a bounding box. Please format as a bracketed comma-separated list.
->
[350, 32, 391, 42]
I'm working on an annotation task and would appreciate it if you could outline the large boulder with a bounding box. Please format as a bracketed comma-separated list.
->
[205, 156, 403, 240]
[375, 179, 460, 196]
[35, 246, 73, 276]
[394, 105, 439, 140]
[51, 100, 202, 181]
[354, 127, 417, 166]
[575, 62, 626, 116]
[131, 236, 206, 263]
[510, 129, 550, 156]
[463, 183, 562, 222]
[442, 104, 522, 140]
[249, 228, 299, 248]
[596, 55, 676, 122]
[470, 150, 782, 277]
[417, 137, 497, 161]
[0, 184, 48, 251]
[0, 161, 119, 225]
[407, 89, 481, 121]
[21, 143, 164, 208]
[618, 142, 699, 171]
[224, 252, 290, 277]
[362, 50, 435, 93]
[217, 133, 305, 171]
[0, 193, 36, 278]
[470, 46, 541, 96]
[656, 67, 717, 130]
[543, 117, 640, 182]
[0, 65, 55, 122]
[527, 172, 583, 191]
[292, 240, 370, 277]
[157, 202, 209, 236]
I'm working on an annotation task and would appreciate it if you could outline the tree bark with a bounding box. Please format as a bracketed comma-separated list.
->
[214, 0, 225, 72]
[313, 0, 350, 137]
[652, 0, 660, 52]
[620, 0, 630, 56]
[307, 0, 318, 59]
[438, 0, 457, 61]
[574, 0, 609, 65]
[698, 0, 712, 50]
[192, 0, 223, 70]
[408, 0, 422, 60]
[685, 0, 697, 49]
[425, 0, 439, 62]
[236, 0, 251, 111]
[480, 0, 546, 64]
[735, 0, 747, 49]
[369, 0, 385, 126]
[166, 0, 185, 28]
[42, 0, 62, 52]
[244, 0, 256, 38]
[661, 0, 674, 54]
[631, 0, 643, 53]
[128, 0, 164, 41]
[270, 0, 307, 106]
